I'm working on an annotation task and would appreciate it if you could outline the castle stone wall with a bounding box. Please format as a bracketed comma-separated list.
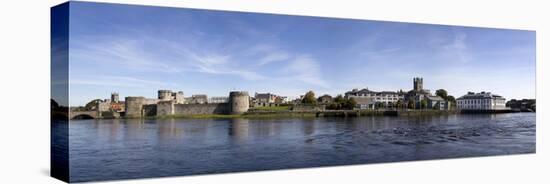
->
[157, 101, 175, 116]
[143, 104, 157, 117]
[173, 103, 230, 115]
[125, 91, 251, 118]
[144, 98, 159, 105]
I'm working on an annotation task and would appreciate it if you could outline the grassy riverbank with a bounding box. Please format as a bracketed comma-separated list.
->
[153, 111, 316, 119]
[149, 109, 461, 119]
[249, 105, 291, 111]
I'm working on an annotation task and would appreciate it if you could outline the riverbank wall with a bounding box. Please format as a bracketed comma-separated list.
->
[243, 109, 461, 118]
[72, 108, 525, 120]
[244, 109, 521, 118]
[314, 109, 462, 117]
[460, 109, 521, 114]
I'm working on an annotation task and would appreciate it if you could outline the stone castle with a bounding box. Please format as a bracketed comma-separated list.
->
[125, 90, 250, 118]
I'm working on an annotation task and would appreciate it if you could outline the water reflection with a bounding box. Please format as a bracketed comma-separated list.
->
[66, 113, 536, 182]
[228, 118, 249, 142]
[157, 119, 184, 140]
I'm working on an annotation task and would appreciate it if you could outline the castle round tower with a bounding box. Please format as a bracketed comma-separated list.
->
[229, 91, 250, 114]
[175, 91, 184, 104]
[125, 96, 145, 118]
[158, 90, 172, 101]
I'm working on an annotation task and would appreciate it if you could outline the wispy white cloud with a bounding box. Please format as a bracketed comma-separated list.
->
[71, 34, 271, 81]
[283, 55, 329, 88]
[442, 32, 470, 63]
[243, 44, 291, 66]
[70, 76, 177, 88]
[180, 48, 266, 81]
[360, 47, 401, 57]
[258, 51, 291, 66]
[69, 18, 329, 91]
[70, 37, 184, 73]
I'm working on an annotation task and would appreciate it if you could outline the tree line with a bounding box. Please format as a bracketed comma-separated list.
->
[299, 88, 457, 110]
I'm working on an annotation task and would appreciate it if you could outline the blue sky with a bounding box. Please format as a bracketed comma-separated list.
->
[67, 2, 536, 106]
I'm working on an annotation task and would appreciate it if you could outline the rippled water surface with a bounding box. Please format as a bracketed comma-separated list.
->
[65, 113, 535, 182]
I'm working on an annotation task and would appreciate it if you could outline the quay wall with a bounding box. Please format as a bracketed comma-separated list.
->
[397, 110, 459, 116]
[292, 104, 325, 111]
[249, 110, 461, 117]
[460, 109, 519, 114]
[315, 110, 394, 117]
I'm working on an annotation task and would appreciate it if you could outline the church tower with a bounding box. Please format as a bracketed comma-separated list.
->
[413, 77, 423, 91]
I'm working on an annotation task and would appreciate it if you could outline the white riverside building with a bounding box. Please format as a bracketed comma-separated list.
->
[456, 92, 507, 110]
[345, 88, 405, 109]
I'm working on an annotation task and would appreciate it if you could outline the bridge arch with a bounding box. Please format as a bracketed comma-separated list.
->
[72, 114, 95, 119]
[70, 111, 99, 120]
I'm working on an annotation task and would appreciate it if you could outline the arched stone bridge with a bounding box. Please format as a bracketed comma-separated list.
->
[70, 111, 99, 119]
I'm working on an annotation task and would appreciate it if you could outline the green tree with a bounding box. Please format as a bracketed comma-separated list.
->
[446, 95, 456, 103]
[334, 95, 345, 104]
[445, 95, 456, 108]
[420, 99, 428, 109]
[327, 103, 338, 110]
[332, 95, 345, 109]
[85, 99, 102, 111]
[388, 102, 395, 109]
[436, 89, 448, 99]
[302, 91, 317, 105]
[327, 95, 356, 110]
[396, 99, 404, 109]
[346, 97, 357, 110]
[446, 95, 455, 101]
[407, 100, 415, 109]
[375, 102, 384, 109]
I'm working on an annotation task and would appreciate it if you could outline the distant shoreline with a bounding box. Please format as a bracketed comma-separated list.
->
[66, 109, 533, 121]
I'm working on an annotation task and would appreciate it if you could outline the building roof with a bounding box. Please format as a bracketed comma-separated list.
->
[346, 88, 402, 96]
[407, 89, 430, 96]
[255, 93, 277, 99]
[426, 95, 445, 101]
[379, 91, 400, 95]
[457, 92, 505, 100]
[346, 88, 375, 94]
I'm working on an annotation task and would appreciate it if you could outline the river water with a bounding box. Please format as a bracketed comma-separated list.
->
[65, 113, 535, 182]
